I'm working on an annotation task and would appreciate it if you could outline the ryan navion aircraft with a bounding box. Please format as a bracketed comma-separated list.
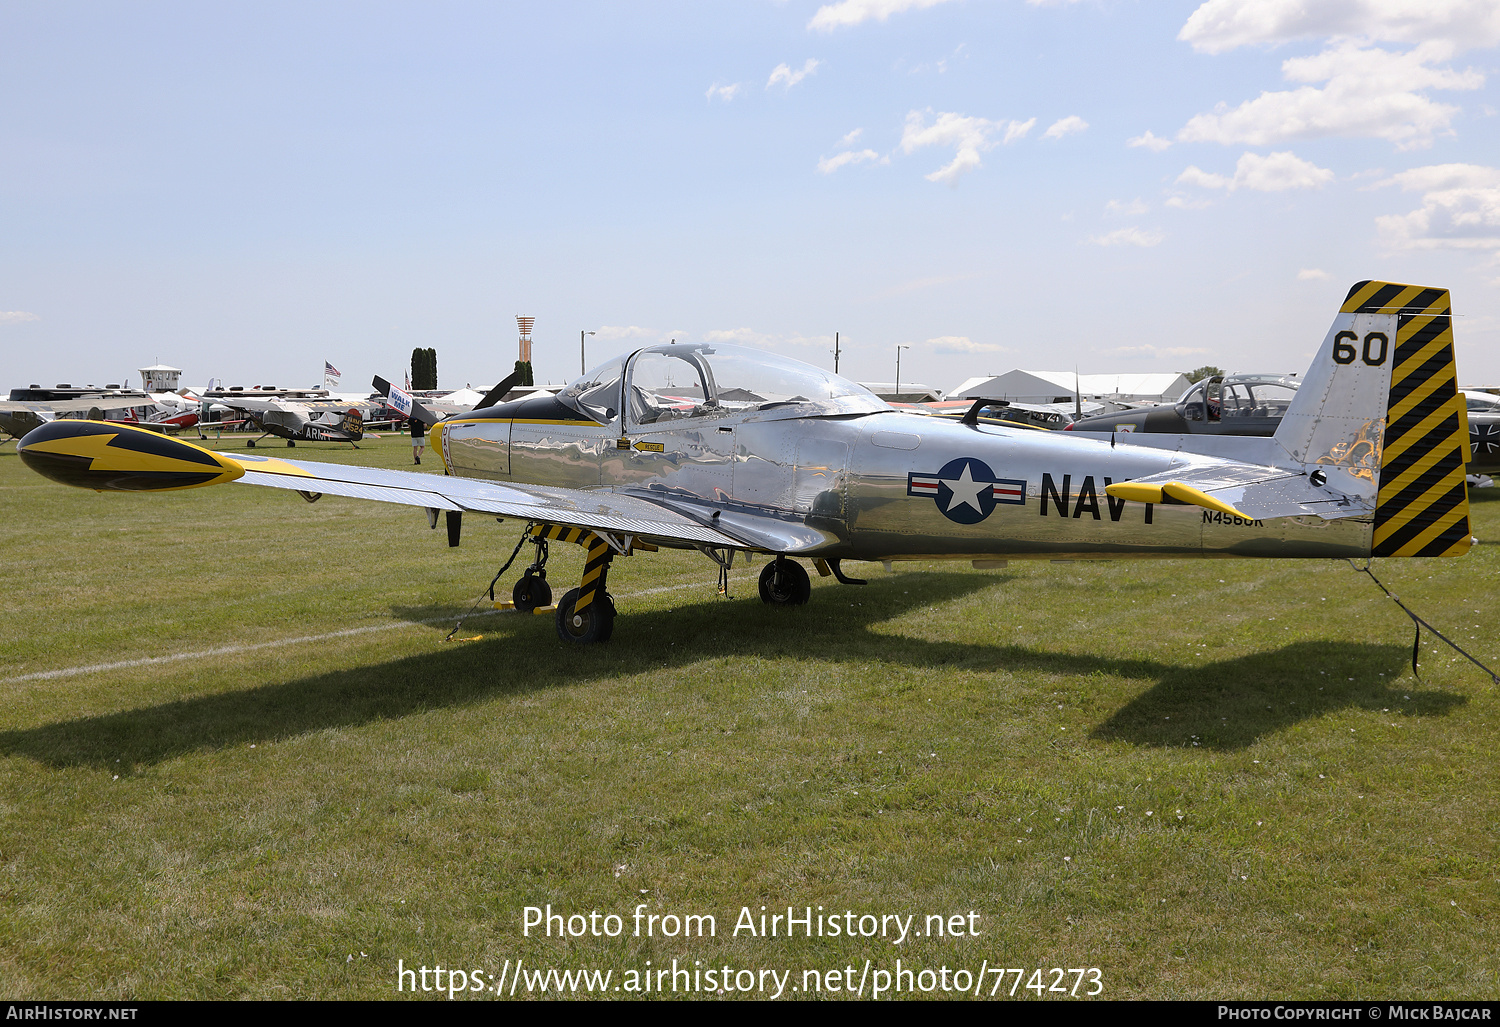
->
[18, 281, 1475, 643]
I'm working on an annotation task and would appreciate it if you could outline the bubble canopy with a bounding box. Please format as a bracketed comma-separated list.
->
[554, 343, 890, 425]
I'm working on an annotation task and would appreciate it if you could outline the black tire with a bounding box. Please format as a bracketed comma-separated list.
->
[287, 440, 296, 447]
[246, 440, 256, 448]
[555, 587, 615, 644]
[759, 560, 811, 606]
[512, 573, 552, 613]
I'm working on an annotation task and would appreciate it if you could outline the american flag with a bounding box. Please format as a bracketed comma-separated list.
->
[324, 361, 341, 380]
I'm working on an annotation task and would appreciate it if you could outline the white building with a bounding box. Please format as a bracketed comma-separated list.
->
[137, 364, 184, 393]
[949, 369, 1189, 405]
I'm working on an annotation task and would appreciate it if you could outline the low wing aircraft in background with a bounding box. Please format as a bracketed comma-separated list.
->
[19, 281, 1474, 644]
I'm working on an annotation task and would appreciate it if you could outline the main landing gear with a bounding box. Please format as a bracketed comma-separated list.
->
[515, 524, 623, 644]
[759, 557, 811, 606]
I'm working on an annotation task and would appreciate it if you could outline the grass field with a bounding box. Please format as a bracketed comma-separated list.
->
[1, 432, 1497, 1000]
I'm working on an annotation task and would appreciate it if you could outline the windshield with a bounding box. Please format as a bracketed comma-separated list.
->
[558, 343, 889, 426]
[555, 354, 626, 423]
[1221, 380, 1297, 418]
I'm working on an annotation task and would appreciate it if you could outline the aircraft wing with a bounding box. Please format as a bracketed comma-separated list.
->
[0, 397, 150, 415]
[209, 396, 288, 413]
[1105, 461, 1372, 521]
[232, 453, 751, 548]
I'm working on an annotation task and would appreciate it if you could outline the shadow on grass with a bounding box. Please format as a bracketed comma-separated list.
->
[0, 573, 1464, 767]
[1089, 640, 1463, 749]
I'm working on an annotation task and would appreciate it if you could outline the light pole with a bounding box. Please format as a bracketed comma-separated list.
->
[580, 331, 595, 375]
[895, 344, 910, 399]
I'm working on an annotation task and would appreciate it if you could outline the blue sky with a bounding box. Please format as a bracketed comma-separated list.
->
[4, 0, 1500, 394]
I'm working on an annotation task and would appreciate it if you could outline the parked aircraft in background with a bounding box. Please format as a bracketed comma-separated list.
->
[1065, 373, 1300, 437]
[0, 391, 158, 441]
[202, 388, 399, 448]
[20, 281, 1474, 646]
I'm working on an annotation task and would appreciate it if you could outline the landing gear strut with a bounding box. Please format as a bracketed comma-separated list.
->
[512, 536, 552, 613]
[555, 533, 615, 643]
[759, 557, 811, 606]
[518, 524, 623, 644]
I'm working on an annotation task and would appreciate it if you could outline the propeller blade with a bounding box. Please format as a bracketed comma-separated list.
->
[475, 368, 527, 412]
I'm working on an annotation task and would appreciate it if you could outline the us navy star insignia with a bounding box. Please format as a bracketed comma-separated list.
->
[907, 457, 1027, 524]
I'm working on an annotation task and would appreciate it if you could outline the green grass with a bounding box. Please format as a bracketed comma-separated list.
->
[1, 434, 1497, 999]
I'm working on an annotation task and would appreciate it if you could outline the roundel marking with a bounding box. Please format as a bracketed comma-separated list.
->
[906, 457, 1027, 525]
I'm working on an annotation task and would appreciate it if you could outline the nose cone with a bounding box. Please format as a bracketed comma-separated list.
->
[18, 419, 244, 491]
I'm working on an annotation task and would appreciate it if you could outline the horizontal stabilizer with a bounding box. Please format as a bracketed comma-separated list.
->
[1104, 462, 1372, 522]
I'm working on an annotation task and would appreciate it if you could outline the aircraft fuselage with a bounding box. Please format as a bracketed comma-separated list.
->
[439, 400, 1371, 562]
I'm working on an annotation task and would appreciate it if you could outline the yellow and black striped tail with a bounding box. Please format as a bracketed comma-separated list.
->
[1342, 281, 1472, 558]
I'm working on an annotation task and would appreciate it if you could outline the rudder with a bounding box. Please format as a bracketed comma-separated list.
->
[1342, 281, 1471, 557]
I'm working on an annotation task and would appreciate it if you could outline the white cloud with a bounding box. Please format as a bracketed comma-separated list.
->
[808, 0, 957, 31]
[1112, 344, 1213, 358]
[705, 82, 744, 103]
[0, 311, 39, 324]
[1375, 162, 1500, 251]
[703, 328, 833, 351]
[1178, 40, 1481, 150]
[768, 59, 821, 92]
[839, 128, 864, 146]
[1089, 227, 1166, 247]
[1164, 193, 1214, 210]
[703, 327, 772, 346]
[1179, 0, 1500, 54]
[817, 149, 883, 174]
[1105, 198, 1149, 216]
[1176, 166, 1232, 190]
[929, 336, 1008, 354]
[595, 325, 657, 341]
[1003, 118, 1037, 143]
[1127, 130, 1173, 152]
[1176, 151, 1335, 191]
[900, 110, 1034, 184]
[1043, 115, 1089, 139]
[1298, 268, 1332, 280]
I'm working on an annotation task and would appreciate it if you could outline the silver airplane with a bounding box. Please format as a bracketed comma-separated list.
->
[16, 280, 1474, 644]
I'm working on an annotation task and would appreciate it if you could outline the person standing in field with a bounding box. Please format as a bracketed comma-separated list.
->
[410, 417, 425, 465]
